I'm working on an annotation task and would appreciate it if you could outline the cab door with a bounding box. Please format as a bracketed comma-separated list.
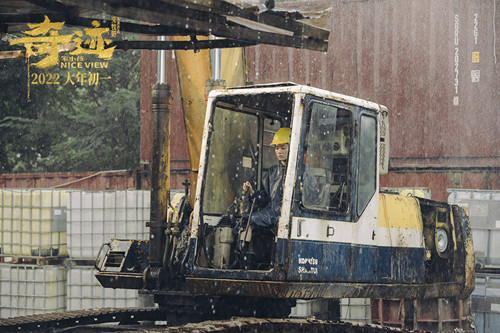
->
[286, 97, 380, 283]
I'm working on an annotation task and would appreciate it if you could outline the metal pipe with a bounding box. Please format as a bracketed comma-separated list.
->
[158, 36, 166, 83]
[211, 36, 221, 80]
[149, 83, 171, 267]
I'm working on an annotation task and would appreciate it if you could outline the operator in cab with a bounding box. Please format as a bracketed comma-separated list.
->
[235, 127, 318, 235]
[240, 127, 290, 232]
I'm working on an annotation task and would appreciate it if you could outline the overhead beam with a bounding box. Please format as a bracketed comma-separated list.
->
[109, 0, 228, 27]
[0, 14, 194, 35]
[212, 0, 329, 40]
[57, 0, 328, 51]
[155, 0, 329, 41]
[0, 38, 254, 58]
[67, 16, 192, 35]
[2, 0, 329, 51]
[110, 39, 256, 51]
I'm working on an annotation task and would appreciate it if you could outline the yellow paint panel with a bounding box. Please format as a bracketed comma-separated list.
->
[378, 193, 423, 230]
[221, 47, 247, 87]
[174, 36, 211, 206]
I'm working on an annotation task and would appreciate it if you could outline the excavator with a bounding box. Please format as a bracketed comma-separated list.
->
[94, 81, 475, 331]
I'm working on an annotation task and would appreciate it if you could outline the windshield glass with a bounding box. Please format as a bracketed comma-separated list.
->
[301, 101, 352, 213]
[202, 92, 293, 216]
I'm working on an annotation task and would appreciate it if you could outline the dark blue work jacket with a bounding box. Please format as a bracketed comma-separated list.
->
[249, 163, 286, 228]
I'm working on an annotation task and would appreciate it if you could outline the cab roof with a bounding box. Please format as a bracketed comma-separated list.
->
[210, 82, 385, 113]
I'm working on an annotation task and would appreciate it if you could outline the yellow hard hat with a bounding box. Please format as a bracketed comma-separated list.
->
[270, 127, 290, 145]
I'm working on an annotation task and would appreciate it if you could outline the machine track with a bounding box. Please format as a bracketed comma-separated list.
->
[0, 307, 163, 332]
[154, 317, 410, 333]
[1, 307, 474, 332]
[0, 307, 414, 333]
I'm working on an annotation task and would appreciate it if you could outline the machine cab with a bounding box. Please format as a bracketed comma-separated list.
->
[188, 83, 389, 282]
[95, 82, 472, 304]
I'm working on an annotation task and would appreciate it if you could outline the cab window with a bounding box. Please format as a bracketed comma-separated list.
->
[202, 93, 292, 216]
[301, 101, 352, 213]
[357, 115, 377, 215]
[203, 107, 259, 215]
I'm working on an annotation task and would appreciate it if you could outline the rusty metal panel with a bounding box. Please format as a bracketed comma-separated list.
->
[246, 0, 500, 170]
[370, 299, 406, 329]
[371, 298, 472, 331]
[165, 49, 191, 169]
[413, 298, 470, 332]
[139, 37, 158, 166]
[137, 0, 499, 194]
[0, 171, 138, 190]
[381, 171, 500, 202]
[247, 0, 500, 201]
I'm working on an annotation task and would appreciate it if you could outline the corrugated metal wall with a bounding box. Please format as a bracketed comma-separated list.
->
[0, 171, 141, 190]
[7, 0, 497, 198]
[245, 0, 500, 201]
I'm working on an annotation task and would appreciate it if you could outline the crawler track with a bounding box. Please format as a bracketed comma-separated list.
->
[157, 317, 408, 333]
[2, 308, 474, 332]
[0, 307, 163, 332]
[0, 307, 412, 333]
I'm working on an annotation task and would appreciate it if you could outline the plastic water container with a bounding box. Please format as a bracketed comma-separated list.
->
[0, 264, 66, 318]
[67, 190, 150, 259]
[290, 299, 339, 319]
[448, 189, 500, 268]
[0, 189, 68, 256]
[340, 298, 371, 324]
[66, 266, 152, 310]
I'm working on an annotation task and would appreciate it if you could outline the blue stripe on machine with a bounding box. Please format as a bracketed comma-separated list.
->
[287, 239, 425, 284]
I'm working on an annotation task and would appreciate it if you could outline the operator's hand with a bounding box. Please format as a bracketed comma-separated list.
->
[242, 181, 255, 195]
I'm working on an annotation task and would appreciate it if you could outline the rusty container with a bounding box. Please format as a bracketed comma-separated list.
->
[244, 0, 500, 201]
